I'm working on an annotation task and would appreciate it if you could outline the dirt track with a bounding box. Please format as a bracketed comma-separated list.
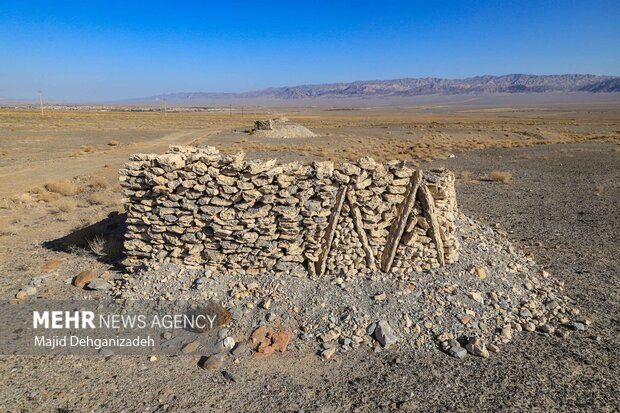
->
[1, 142, 618, 412]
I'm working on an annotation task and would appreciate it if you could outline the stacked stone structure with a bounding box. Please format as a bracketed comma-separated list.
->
[120, 146, 459, 276]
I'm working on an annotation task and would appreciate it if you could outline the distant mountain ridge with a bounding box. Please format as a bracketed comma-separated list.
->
[146, 74, 620, 102]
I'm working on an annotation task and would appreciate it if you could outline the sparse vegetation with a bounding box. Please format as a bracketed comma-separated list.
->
[488, 171, 513, 183]
[38, 191, 61, 202]
[89, 176, 110, 189]
[44, 180, 83, 196]
[54, 199, 76, 212]
[87, 192, 109, 205]
[107, 140, 120, 146]
[81, 145, 95, 153]
[456, 170, 473, 181]
[88, 235, 107, 256]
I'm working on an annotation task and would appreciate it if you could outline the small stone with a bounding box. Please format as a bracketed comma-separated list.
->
[569, 321, 586, 331]
[223, 337, 236, 350]
[468, 292, 484, 304]
[540, 324, 555, 334]
[373, 292, 387, 301]
[182, 340, 201, 353]
[99, 348, 113, 358]
[461, 315, 471, 325]
[266, 312, 276, 322]
[15, 291, 28, 300]
[321, 347, 336, 360]
[199, 354, 225, 370]
[487, 343, 500, 353]
[448, 346, 467, 359]
[271, 331, 291, 352]
[465, 337, 489, 358]
[222, 370, 236, 382]
[86, 279, 110, 291]
[41, 259, 63, 273]
[374, 320, 398, 348]
[475, 266, 487, 280]
[73, 270, 96, 288]
[149, 355, 158, 362]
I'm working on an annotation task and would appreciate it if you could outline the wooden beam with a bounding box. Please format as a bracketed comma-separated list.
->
[315, 185, 348, 276]
[380, 170, 422, 272]
[346, 191, 376, 271]
[418, 183, 446, 266]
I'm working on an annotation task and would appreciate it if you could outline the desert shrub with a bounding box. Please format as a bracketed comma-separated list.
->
[90, 177, 110, 189]
[54, 199, 76, 213]
[10, 193, 33, 203]
[488, 171, 512, 183]
[88, 235, 107, 256]
[30, 186, 46, 195]
[87, 192, 109, 205]
[44, 180, 83, 196]
[81, 145, 95, 153]
[107, 140, 120, 146]
[39, 191, 61, 202]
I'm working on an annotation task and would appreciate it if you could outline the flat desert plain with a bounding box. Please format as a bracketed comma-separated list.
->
[0, 97, 619, 411]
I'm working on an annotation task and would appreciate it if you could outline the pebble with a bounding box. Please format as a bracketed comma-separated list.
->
[86, 279, 110, 291]
[448, 346, 467, 359]
[223, 337, 236, 350]
[199, 354, 225, 370]
[375, 320, 399, 348]
[15, 290, 29, 300]
[73, 270, 96, 288]
[321, 347, 336, 359]
[99, 348, 113, 358]
[465, 337, 489, 358]
[487, 343, 500, 353]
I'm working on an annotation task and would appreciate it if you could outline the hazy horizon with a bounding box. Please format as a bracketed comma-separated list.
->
[2, 1, 619, 101]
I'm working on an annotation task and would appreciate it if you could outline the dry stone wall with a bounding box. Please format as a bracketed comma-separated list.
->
[120, 145, 460, 276]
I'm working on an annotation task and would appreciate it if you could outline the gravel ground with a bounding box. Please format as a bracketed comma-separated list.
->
[1, 142, 618, 412]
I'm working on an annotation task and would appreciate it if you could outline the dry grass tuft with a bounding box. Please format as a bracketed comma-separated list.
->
[39, 191, 61, 202]
[88, 235, 107, 256]
[89, 176, 110, 189]
[54, 199, 76, 213]
[87, 192, 109, 205]
[107, 140, 120, 146]
[44, 180, 83, 196]
[81, 145, 95, 153]
[10, 193, 34, 204]
[456, 170, 473, 181]
[488, 171, 513, 183]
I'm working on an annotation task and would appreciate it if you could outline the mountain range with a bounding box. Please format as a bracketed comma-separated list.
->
[145, 74, 620, 102]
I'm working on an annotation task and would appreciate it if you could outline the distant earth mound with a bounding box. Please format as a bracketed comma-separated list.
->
[250, 118, 317, 139]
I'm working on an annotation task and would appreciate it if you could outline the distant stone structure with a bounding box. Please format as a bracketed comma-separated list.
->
[254, 120, 273, 131]
[120, 146, 460, 276]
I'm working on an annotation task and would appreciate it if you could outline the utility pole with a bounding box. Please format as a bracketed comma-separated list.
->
[38, 90, 44, 117]
[229, 104, 232, 117]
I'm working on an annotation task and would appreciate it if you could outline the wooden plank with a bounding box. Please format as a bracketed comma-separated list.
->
[380, 170, 422, 272]
[418, 183, 446, 266]
[315, 185, 348, 276]
[346, 191, 376, 271]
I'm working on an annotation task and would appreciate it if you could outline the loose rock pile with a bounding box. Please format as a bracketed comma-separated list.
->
[119, 145, 459, 277]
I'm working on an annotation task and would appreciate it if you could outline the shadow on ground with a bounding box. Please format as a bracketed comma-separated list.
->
[43, 211, 127, 270]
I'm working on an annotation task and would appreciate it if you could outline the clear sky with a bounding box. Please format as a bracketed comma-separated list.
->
[1, 0, 619, 101]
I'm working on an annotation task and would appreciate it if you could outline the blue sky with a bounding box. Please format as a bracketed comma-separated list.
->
[1, 0, 619, 101]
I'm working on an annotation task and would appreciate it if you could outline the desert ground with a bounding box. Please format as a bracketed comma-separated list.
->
[0, 97, 619, 412]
